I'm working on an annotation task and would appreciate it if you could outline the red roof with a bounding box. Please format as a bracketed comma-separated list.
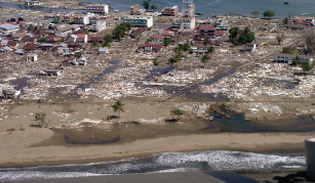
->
[143, 44, 154, 47]
[89, 36, 104, 42]
[215, 31, 225, 36]
[76, 34, 86, 38]
[152, 34, 166, 39]
[23, 43, 38, 50]
[7, 41, 18, 48]
[22, 36, 36, 42]
[153, 44, 162, 49]
[68, 43, 81, 47]
[199, 24, 216, 31]
[133, 27, 147, 33]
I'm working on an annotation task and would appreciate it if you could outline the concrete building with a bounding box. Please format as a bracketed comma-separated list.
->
[98, 47, 109, 54]
[27, 54, 38, 62]
[161, 6, 178, 16]
[130, 5, 140, 15]
[275, 53, 314, 64]
[94, 20, 107, 32]
[24, 1, 42, 6]
[0, 23, 20, 34]
[86, 4, 109, 14]
[123, 16, 153, 28]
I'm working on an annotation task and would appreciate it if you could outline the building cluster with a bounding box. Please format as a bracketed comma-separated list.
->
[292, 16, 315, 26]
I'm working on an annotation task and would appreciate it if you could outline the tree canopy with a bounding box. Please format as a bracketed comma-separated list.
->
[142, 0, 151, 10]
[263, 10, 275, 18]
[111, 100, 125, 116]
[163, 37, 172, 47]
[304, 31, 315, 55]
[151, 4, 159, 11]
[229, 27, 255, 45]
[112, 23, 132, 40]
[103, 34, 113, 47]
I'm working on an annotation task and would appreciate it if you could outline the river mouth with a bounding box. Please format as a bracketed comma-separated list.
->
[31, 111, 315, 147]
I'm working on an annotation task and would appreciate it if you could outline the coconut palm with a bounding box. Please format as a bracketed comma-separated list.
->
[111, 100, 125, 116]
[201, 55, 209, 67]
[170, 108, 184, 120]
[208, 46, 215, 59]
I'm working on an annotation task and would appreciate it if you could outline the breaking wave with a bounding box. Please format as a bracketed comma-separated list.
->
[0, 150, 305, 182]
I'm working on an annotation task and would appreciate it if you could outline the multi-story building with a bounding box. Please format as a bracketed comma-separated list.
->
[85, 4, 109, 14]
[72, 16, 89, 25]
[123, 16, 153, 28]
[24, 1, 42, 6]
[161, 6, 178, 16]
[130, 5, 140, 15]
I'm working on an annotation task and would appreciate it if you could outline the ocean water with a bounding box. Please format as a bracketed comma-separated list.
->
[0, 150, 305, 182]
[87, 0, 315, 18]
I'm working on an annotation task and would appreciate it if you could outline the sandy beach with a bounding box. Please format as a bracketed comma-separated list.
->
[0, 129, 314, 168]
[0, 99, 314, 168]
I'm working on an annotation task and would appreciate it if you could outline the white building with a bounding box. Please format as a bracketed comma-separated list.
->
[276, 53, 314, 64]
[123, 16, 153, 28]
[0, 24, 20, 34]
[94, 20, 107, 32]
[27, 54, 38, 62]
[86, 4, 109, 14]
[24, 1, 42, 6]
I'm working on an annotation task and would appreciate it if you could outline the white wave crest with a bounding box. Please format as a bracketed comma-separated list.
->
[154, 150, 305, 170]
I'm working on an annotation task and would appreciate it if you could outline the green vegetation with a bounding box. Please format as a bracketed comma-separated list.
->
[111, 100, 125, 116]
[103, 34, 113, 47]
[276, 31, 285, 45]
[220, 104, 229, 112]
[201, 55, 209, 67]
[151, 4, 159, 11]
[91, 41, 98, 47]
[229, 27, 255, 45]
[203, 38, 210, 46]
[170, 108, 184, 119]
[153, 58, 159, 66]
[112, 23, 132, 40]
[163, 37, 172, 47]
[283, 17, 289, 24]
[142, 0, 151, 10]
[27, 24, 38, 31]
[182, 44, 191, 52]
[146, 38, 152, 43]
[207, 46, 215, 58]
[263, 10, 275, 18]
[39, 37, 47, 42]
[304, 31, 315, 55]
[290, 56, 314, 72]
[33, 112, 46, 127]
[301, 62, 313, 72]
[75, 51, 82, 58]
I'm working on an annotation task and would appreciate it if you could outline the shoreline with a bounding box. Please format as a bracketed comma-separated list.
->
[0, 132, 313, 168]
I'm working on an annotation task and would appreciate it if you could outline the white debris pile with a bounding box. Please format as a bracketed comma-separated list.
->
[78, 60, 167, 99]
[200, 63, 315, 101]
[158, 68, 216, 84]
[248, 103, 283, 115]
[52, 111, 72, 122]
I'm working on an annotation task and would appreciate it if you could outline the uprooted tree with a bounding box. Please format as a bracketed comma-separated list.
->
[304, 31, 315, 55]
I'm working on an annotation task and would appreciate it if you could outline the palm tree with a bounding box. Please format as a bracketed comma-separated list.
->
[208, 46, 215, 59]
[171, 108, 184, 120]
[111, 100, 125, 116]
[201, 55, 209, 67]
